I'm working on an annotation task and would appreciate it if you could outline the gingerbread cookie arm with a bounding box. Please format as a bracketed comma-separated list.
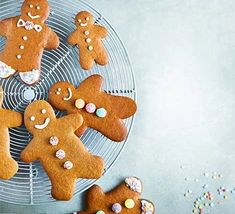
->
[58, 113, 84, 131]
[21, 139, 41, 163]
[68, 30, 80, 46]
[94, 25, 108, 38]
[45, 27, 60, 50]
[84, 185, 106, 210]
[0, 18, 10, 36]
[109, 95, 137, 119]
[77, 74, 103, 92]
[3, 110, 23, 128]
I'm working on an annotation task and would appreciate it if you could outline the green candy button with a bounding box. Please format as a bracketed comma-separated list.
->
[96, 211, 105, 214]
[96, 108, 107, 118]
[125, 199, 135, 209]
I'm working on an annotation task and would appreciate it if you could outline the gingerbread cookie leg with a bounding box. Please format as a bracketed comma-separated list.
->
[94, 42, 108, 66]
[0, 134, 19, 180]
[19, 69, 40, 85]
[50, 176, 77, 200]
[79, 50, 94, 70]
[0, 87, 23, 179]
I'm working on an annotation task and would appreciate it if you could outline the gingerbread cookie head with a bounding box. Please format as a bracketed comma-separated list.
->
[49, 82, 77, 111]
[78, 176, 155, 214]
[75, 11, 94, 28]
[21, 0, 50, 23]
[24, 100, 56, 134]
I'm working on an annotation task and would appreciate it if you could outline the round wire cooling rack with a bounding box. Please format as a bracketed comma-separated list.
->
[0, 0, 136, 206]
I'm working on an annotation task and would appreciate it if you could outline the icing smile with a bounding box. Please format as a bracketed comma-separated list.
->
[35, 118, 50, 129]
[27, 12, 40, 19]
[63, 88, 72, 101]
[80, 23, 88, 27]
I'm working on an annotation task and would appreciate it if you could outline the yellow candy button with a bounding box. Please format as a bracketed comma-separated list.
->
[75, 99, 85, 109]
[125, 199, 135, 209]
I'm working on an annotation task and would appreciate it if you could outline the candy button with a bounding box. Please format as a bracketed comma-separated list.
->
[112, 203, 122, 213]
[50, 136, 59, 146]
[96, 108, 107, 118]
[56, 149, 66, 159]
[75, 99, 85, 109]
[85, 103, 96, 113]
[88, 45, 93, 51]
[125, 199, 135, 209]
[96, 211, 105, 214]
[64, 161, 73, 170]
[86, 38, 92, 43]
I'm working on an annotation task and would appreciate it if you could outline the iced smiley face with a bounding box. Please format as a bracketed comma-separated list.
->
[48, 82, 76, 111]
[75, 11, 94, 28]
[24, 100, 55, 133]
[21, 0, 50, 22]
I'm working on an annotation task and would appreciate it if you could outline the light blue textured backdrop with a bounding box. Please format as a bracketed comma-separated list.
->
[1, 0, 235, 213]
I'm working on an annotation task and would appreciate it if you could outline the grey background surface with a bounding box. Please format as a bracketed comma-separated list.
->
[1, 0, 235, 213]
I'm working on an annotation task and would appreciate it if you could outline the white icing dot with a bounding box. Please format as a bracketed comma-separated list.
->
[78, 19, 82, 23]
[56, 149, 66, 159]
[41, 109, 46, 114]
[57, 88, 61, 91]
[86, 38, 92, 43]
[20, 45, 24, 50]
[56, 91, 60, 95]
[17, 55, 22, 59]
[88, 46, 93, 51]
[36, 6, 40, 10]
[64, 161, 73, 170]
[29, 4, 33, 8]
[86, 17, 90, 21]
[84, 31, 90, 35]
[23, 36, 28, 41]
[30, 116, 35, 121]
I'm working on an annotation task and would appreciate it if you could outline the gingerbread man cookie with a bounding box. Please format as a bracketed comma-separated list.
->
[68, 11, 108, 70]
[21, 100, 105, 200]
[48, 75, 137, 142]
[0, 86, 23, 180]
[0, 0, 60, 85]
[77, 176, 155, 214]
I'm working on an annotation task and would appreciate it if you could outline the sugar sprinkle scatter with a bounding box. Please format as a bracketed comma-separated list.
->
[181, 167, 234, 213]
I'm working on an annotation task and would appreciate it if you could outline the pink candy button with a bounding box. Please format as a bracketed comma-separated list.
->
[85, 103, 96, 113]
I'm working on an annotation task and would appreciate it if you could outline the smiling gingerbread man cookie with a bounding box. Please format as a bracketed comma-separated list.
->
[0, 86, 23, 180]
[21, 100, 105, 200]
[77, 177, 155, 214]
[48, 75, 137, 142]
[68, 11, 108, 70]
[0, 0, 60, 85]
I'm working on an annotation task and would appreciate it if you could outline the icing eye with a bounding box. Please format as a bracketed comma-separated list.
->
[29, 4, 33, 8]
[41, 109, 46, 114]
[36, 6, 40, 10]
[86, 17, 90, 21]
[78, 19, 82, 23]
[30, 116, 35, 121]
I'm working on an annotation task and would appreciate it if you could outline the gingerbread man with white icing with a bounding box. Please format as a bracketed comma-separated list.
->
[78, 177, 155, 214]
[48, 75, 137, 142]
[0, 0, 60, 85]
[0, 86, 23, 180]
[68, 11, 108, 70]
[21, 100, 104, 200]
